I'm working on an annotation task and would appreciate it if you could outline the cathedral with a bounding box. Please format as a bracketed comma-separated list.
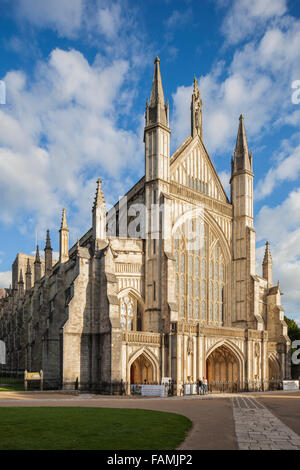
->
[0, 57, 291, 394]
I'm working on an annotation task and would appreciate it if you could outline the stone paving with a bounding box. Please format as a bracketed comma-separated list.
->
[232, 396, 300, 450]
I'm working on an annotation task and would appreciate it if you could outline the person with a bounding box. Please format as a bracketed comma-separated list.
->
[203, 377, 208, 394]
[198, 378, 203, 395]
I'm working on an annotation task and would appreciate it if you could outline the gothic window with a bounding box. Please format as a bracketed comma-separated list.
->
[119, 294, 142, 331]
[174, 218, 225, 325]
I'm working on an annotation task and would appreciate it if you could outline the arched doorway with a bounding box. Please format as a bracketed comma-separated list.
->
[206, 345, 239, 391]
[130, 354, 154, 385]
[268, 356, 281, 380]
[268, 356, 282, 390]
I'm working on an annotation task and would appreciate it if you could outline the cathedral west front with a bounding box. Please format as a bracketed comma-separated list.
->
[0, 57, 291, 394]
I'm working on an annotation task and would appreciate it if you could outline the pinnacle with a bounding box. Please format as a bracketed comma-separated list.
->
[193, 76, 199, 94]
[235, 114, 248, 155]
[61, 208, 68, 230]
[35, 245, 41, 263]
[147, 57, 168, 127]
[263, 241, 272, 264]
[45, 230, 52, 251]
[26, 258, 31, 274]
[149, 56, 165, 107]
[93, 179, 105, 210]
[233, 114, 251, 172]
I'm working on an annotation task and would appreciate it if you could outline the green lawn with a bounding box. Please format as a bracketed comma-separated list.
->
[0, 377, 24, 392]
[0, 407, 192, 450]
[0, 384, 24, 392]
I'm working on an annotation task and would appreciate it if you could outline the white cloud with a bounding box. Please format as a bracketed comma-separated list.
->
[0, 48, 143, 236]
[98, 3, 122, 40]
[218, 170, 231, 196]
[171, 84, 192, 150]
[255, 141, 300, 200]
[171, 63, 274, 155]
[171, 8, 300, 168]
[0, 272, 11, 288]
[15, 0, 84, 38]
[256, 188, 300, 316]
[219, 0, 287, 45]
[165, 9, 191, 29]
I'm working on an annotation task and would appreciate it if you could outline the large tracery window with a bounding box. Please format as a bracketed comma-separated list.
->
[174, 218, 225, 325]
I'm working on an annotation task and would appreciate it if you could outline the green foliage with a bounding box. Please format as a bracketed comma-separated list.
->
[285, 316, 300, 342]
[0, 407, 192, 450]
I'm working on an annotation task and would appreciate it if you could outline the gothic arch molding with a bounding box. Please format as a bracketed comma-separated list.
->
[118, 287, 145, 306]
[171, 206, 231, 264]
[268, 353, 282, 380]
[118, 288, 145, 331]
[128, 347, 160, 384]
[205, 339, 245, 382]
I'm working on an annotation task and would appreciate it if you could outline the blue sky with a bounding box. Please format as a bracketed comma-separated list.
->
[0, 0, 300, 323]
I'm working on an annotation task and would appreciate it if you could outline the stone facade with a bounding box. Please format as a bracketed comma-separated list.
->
[0, 58, 291, 393]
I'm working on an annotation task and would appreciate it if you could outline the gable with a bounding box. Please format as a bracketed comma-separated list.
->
[170, 136, 229, 203]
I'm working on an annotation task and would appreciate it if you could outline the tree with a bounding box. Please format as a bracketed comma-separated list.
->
[284, 316, 300, 342]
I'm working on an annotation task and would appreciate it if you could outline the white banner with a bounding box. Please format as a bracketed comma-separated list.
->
[0, 340, 5, 364]
[283, 380, 299, 390]
[140, 385, 166, 397]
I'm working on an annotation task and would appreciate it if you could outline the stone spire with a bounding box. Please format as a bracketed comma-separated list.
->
[44, 230, 53, 277]
[146, 57, 168, 127]
[231, 115, 252, 174]
[18, 269, 24, 297]
[59, 208, 69, 263]
[92, 179, 106, 242]
[262, 241, 273, 287]
[25, 258, 32, 291]
[191, 76, 203, 139]
[93, 179, 105, 210]
[34, 245, 42, 283]
[61, 208, 68, 229]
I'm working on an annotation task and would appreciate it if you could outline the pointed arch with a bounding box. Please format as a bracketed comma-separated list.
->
[172, 206, 231, 264]
[117, 287, 144, 307]
[268, 353, 282, 380]
[172, 206, 230, 325]
[128, 347, 160, 384]
[205, 339, 245, 382]
[118, 288, 144, 332]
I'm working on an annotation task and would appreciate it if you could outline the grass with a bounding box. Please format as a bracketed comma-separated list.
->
[0, 407, 192, 450]
[0, 384, 24, 392]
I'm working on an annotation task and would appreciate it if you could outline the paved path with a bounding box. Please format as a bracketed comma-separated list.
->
[256, 393, 300, 439]
[232, 396, 300, 450]
[0, 390, 299, 450]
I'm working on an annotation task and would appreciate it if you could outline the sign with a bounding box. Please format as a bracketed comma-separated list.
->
[184, 384, 191, 395]
[26, 372, 41, 380]
[140, 385, 166, 397]
[283, 380, 299, 391]
[24, 370, 43, 391]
